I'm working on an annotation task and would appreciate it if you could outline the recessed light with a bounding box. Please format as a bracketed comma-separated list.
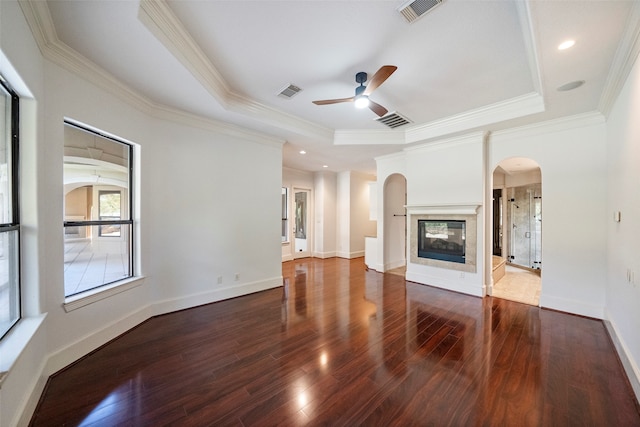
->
[299, 150, 306, 154]
[557, 80, 585, 92]
[322, 165, 328, 168]
[558, 40, 575, 50]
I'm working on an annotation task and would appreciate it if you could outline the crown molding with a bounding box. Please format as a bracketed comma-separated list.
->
[138, 0, 332, 142]
[491, 111, 605, 142]
[18, 0, 285, 148]
[334, 129, 405, 145]
[404, 131, 485, 154]
[138, 0, 230, 107]
[598, 0, 640, 118]
[516, 0, 544, 96]
[405, 92, 545, 144]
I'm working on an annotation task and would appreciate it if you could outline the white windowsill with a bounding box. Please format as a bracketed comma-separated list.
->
[63, 276, 146, 312]
[0, 314, 47, 389]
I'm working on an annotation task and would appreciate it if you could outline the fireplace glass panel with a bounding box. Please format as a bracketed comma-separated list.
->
[417, 220, 466, 263]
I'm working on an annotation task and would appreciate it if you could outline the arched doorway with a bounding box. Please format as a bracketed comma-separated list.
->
[491, 157, 542, 306]
[383, 174, 407, 274]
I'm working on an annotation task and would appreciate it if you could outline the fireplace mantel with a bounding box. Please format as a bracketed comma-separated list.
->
[405, 204, 481, 215]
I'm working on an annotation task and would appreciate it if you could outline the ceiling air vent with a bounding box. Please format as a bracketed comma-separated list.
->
[277, 84, 302, 99]
[375, 112, 412, 129]
[398, 0, 443, 23]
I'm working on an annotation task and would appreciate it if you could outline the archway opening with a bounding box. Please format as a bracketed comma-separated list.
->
[491, 157, 541, 306]
[383, 174, 407, 275]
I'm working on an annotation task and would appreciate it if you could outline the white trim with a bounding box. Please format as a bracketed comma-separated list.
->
[18, 0, 287, 149]
[0, 315, 46, 388]
[334, 129, 405, 146]
[405, 93, 545, 144]
[491, 111, 605, 142]
[404, 131, 484, 153]
[539, 294, 604, 320]
[151, 276, 283, 315]
[603, 316, 640, 405]
[598, 0, 640, 118]
[312, 251, 337, 259]
[63, 276, 146, 312]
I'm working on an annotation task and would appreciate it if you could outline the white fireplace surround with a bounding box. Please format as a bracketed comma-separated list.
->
[407, 204, 480, 273]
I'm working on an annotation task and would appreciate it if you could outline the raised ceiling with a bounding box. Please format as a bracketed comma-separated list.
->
[25, 0, 640, 174]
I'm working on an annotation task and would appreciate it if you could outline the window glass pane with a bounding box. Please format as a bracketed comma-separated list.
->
[0, 84, 12, 224]
[64, 224, 131, 297]
[0, 230, 19, 338]
[63, 122, 133, 298]
[281, 187, 288, 242]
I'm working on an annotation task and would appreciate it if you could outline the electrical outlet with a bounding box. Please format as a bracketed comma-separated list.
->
[217, 276, 223, 285]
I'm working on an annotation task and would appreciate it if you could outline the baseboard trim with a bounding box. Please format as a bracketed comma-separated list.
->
[603, 316, 640, 406]
[539, 294, 604, 319]
[152, 276, 283, 314]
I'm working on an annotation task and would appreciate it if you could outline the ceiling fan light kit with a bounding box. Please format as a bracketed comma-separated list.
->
[313, 65, 397, 117]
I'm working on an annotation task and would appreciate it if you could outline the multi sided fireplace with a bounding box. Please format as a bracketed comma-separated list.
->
[417, 219, 466, 263]
[408, 207, 478, 273]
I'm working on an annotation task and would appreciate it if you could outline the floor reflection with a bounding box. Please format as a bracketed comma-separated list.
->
[31, 257, 639, 426]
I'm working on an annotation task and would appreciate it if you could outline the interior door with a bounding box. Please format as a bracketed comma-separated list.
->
[293, 189, 311, 258]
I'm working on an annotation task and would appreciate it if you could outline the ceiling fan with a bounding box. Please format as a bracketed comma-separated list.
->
[312, 65, 397, 117]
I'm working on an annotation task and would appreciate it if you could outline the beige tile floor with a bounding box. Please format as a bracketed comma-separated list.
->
[492, 265, 541, 306]
[386, 264, 541, 307]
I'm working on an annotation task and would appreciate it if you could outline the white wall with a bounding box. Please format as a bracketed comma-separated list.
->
[383, 174, 406, 271]
[0, 2, 284, 424]
[605, 47, 640, 399]
[492, 114, 607, 318]
[313, 171, 337, 259]
[349, 171, 376, 257]
[403, 133, 486, 296]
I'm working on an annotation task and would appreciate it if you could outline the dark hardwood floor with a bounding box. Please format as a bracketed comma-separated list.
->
[30, 257, 640, 426]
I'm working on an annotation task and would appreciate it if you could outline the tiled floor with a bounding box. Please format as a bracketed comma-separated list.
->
[492, 264, 541, 306]
[64, 238, 129, 296]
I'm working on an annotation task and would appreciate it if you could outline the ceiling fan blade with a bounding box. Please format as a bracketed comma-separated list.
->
[363, 65, 397, 96]
[368, 100, 388, 117]
[312, 97, 354, 105]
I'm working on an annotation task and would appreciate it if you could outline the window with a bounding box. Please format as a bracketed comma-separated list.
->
[98, 190, 122, 237]
[281, 187, 288, 242]
[63, 122, 133, 298]
[0, 76, 20, 339]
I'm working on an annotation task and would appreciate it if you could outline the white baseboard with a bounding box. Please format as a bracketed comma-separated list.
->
[539, 294, 604, 319]
[312, 251, 336, 259]
[603, 315, 640, 405]
[152, 276, 283, 314]
[384, 259, 406, 271]
[19, 276, 282, 426]
[45, 305, 154, 376]
[336, 250, 364, 259]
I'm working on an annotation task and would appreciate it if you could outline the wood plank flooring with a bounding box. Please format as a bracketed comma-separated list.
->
[30, 257, 640, 426]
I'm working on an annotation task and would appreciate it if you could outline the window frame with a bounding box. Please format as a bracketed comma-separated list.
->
[0, 75, 21, 340]
[63, 121, 134, 297]
[281, 187, 288, 243]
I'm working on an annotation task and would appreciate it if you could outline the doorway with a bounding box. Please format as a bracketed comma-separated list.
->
[293, 188, 311, 258]
[383, 174, 407, 274]
[491, 158, 541, 306]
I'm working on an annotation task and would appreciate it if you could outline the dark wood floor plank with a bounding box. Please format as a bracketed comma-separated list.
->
[29, 257, 640, 426]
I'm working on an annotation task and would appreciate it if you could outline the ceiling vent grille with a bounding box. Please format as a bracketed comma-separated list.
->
[398, 0, 443, 23]
[375, 112, 412, 129]
[277, 84, 302, 99]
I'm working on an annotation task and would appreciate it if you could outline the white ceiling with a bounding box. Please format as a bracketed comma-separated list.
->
[35, 0, 639, 175]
